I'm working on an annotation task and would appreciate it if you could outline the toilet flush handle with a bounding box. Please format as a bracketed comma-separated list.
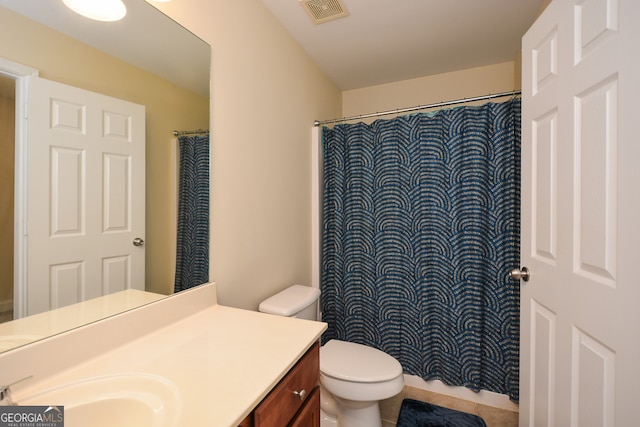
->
[292, 389, 307, 401]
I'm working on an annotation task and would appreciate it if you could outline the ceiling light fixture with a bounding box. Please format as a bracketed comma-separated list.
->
[63, 0, 127, 22]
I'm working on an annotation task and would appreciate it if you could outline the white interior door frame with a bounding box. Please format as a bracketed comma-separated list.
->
[0, 58, 39, 319]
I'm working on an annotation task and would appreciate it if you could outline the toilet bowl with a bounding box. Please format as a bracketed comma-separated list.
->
[319, 339, 404, 427]
[258, 285, 405, 427]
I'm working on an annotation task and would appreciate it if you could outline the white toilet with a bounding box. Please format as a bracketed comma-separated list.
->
[259, 285, 404, 427]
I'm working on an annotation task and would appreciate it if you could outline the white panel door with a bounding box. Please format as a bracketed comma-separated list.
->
[26, 77, 145, 316]
[520, 0, 640, 425]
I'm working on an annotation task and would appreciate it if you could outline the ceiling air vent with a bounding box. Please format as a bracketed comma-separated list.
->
[299, 0, 349, 25]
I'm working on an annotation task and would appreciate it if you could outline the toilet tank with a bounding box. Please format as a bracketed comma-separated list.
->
[258, 285, 320, 320]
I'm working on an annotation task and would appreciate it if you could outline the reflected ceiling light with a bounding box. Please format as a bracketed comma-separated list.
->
[63, 0, 127, 22]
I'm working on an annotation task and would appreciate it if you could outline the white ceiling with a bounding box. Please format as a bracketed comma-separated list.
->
[258, 0, 546, 90]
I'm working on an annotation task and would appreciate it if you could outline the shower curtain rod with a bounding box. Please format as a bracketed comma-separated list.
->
[173, 128, 209, 136]
[313, 90, 521, 127]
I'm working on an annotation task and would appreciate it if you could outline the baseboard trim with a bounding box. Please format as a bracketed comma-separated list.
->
[403, 375, 519, 412]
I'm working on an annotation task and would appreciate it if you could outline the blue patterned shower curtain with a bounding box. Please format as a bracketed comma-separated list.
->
[174, 134, 210, 293]
[321, 99, 521, 400]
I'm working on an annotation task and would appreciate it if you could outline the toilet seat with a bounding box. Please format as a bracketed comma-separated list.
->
[320, 339, 403, 383]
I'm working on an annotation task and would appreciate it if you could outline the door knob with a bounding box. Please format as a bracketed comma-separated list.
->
[509, 266, 530, 282]
[132, 237, 144, 247]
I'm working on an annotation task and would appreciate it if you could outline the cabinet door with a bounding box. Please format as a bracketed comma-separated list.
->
[254, 343, 319, 427]
[289, 387, 319, 427]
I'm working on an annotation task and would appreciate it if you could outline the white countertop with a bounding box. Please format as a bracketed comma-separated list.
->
[0, 283, 327, 427]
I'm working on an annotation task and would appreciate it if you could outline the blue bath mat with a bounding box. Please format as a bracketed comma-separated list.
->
[396, 398, 487, 427]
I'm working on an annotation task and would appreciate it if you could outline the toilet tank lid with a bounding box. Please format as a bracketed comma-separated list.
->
[258, 285, 320, 316]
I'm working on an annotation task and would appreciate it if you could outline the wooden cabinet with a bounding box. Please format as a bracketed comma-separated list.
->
[239, 342, 320, 427]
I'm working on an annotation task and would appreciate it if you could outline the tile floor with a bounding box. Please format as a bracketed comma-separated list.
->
[379, 385, 519, 427]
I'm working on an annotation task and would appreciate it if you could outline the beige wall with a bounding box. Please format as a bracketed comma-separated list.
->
[343, 61, 517, 120]
[151, 0, 342, 309]
[0, 7, 209, 296]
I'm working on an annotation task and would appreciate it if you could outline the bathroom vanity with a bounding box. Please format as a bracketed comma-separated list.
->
[0, 283, 326, 426]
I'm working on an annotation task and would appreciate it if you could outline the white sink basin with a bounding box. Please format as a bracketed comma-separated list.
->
[20, 373, 181, 427]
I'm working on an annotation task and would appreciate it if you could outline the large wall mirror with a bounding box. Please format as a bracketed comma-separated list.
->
[0, 0, 210, 352]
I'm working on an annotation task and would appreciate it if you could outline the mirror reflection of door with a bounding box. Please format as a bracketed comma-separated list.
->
[25, 77, 146, 317]
[0, 74, 14, 322]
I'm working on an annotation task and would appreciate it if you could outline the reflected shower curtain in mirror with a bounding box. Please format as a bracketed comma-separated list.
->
[174, 134, 210, 292]
[321, 99, 521, 400]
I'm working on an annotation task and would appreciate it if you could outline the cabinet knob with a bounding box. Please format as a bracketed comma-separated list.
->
[293, 389, 307, 401]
